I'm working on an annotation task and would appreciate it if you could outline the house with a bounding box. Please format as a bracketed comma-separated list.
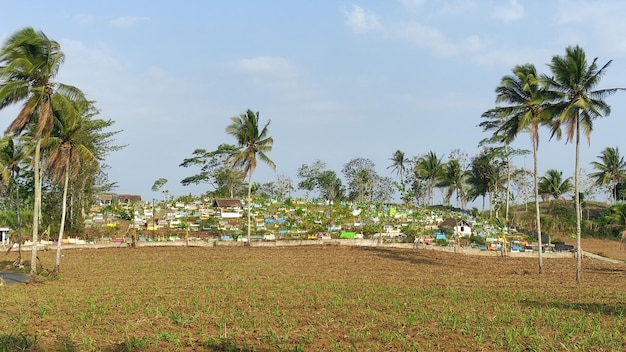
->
[439, 218, 472, 238]
[212, 198, 243, 218]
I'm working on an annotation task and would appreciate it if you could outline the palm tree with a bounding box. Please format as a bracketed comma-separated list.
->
[0, 27, 86, 276]
[436, 159, 464, 207]
[589, 147, 626, 204]
[45, 96, 97, 274]
[543, 45, 623, 283]
[466, 149, 500, 213]
[480, 63, 554, 273]
[415, 151, 444, 205]
[388, 150, 408, 205]
[539, 169, 573, 201]
[225, 109, 275, 244]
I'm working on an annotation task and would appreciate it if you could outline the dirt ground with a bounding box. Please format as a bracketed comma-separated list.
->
[1, 237, 625, 351]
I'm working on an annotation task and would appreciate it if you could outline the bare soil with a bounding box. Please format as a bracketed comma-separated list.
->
[0, 237, 625, 351]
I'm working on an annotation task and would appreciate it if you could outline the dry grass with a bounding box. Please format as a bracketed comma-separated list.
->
[1, 239, 626, 351]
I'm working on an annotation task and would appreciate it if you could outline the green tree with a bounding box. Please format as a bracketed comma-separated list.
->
[45, 96, 97, 274]
[589, 147, 626, 204]
[466, 148, 504, 216]
[415, 151, 444, 205]
[0, 136, 27, 264]
[543, 45, 623, 283]
[180, 144, 244, 198]
[388, 150, 408, 205]
[225, 109, 275, 243]
[539, 169, 572, 201]
[480, 63, 553, 273]
[297, 160, 326, 200]
[342, 158, 376, 202]
[0, 27, 86, 276]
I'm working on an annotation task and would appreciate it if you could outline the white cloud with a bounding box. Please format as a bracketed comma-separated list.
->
[555, 0, 626, 54]
[490, 0, 524, 22]
[393, 22, 459, 56]
[108, 16, 149, 28]
[344, 4, 383, 34]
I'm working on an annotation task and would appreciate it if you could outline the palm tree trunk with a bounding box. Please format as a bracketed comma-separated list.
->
[533, 139, 543, 273]
[246, 171, 253, 244]
[54, 159, 70, 274]
[505, 144, 511, 223]
[575, 121, 582, 283]
[30, 138, 41, 277]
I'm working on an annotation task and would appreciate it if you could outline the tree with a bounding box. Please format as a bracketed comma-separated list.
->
[0, 136, 27, 264]
[297, 160, 326, 200]
[480, 63, 554, 273]
[589, 147, 626, 204]
[539, 169, 572, 201]
[543, 45, 623, 283]
[180, 144, 244, 197]
[151, 178, 168, 200]
[275, 174, 294, 201]
[437, 159, 463, 207]
[0, 27, 86, 276]
[225, 109, 275, 244]
[388, 150, 408, 205]
[46, 96, 97, 274]
[466, 148, 504, 216]
[415, 151, 444, 205]
[342, 158, 377, 202]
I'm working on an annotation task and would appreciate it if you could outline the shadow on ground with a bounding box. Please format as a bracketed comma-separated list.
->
[0, 272, 30, 285]
[357, 246, 438, 266]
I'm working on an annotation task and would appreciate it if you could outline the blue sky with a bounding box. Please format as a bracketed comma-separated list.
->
[1, 0, 625, 203]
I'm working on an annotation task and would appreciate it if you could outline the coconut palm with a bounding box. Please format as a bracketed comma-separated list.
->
[225, 109, 275, 243]
[45, 96, 97, 274]
[0, 27, 86, 276]
[480, 63, 554, 273]
[538, 169, 572, 201]
[436, 159, 464, 207]
[387, 150, 408, 205]
[543, 45, 623, 283]
[589, 147, 626, 204]
[415, 151, 444, 205]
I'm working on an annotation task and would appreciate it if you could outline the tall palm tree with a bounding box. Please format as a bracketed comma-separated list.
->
[480, 63, 553, 273]
[415, 151, 444, 205]
[538, 169, 573, 201]
[387, 150, 408, 205]
[46, 96, 97, 274]
[589, 147, 626, 204]
[543, 45, 623, 283]
[225, 109, 275, 244]
[0, 27, 86, 276]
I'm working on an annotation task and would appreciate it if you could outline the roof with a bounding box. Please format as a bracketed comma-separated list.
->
[117, 194, 142, 202]
[213, 198, 243, 208]
[439, 218, 471, 228]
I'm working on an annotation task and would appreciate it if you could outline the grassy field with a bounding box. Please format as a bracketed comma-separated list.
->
[1, 240, 626, 351]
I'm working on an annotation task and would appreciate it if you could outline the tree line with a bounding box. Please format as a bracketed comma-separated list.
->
[0, 28, 121, 276]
